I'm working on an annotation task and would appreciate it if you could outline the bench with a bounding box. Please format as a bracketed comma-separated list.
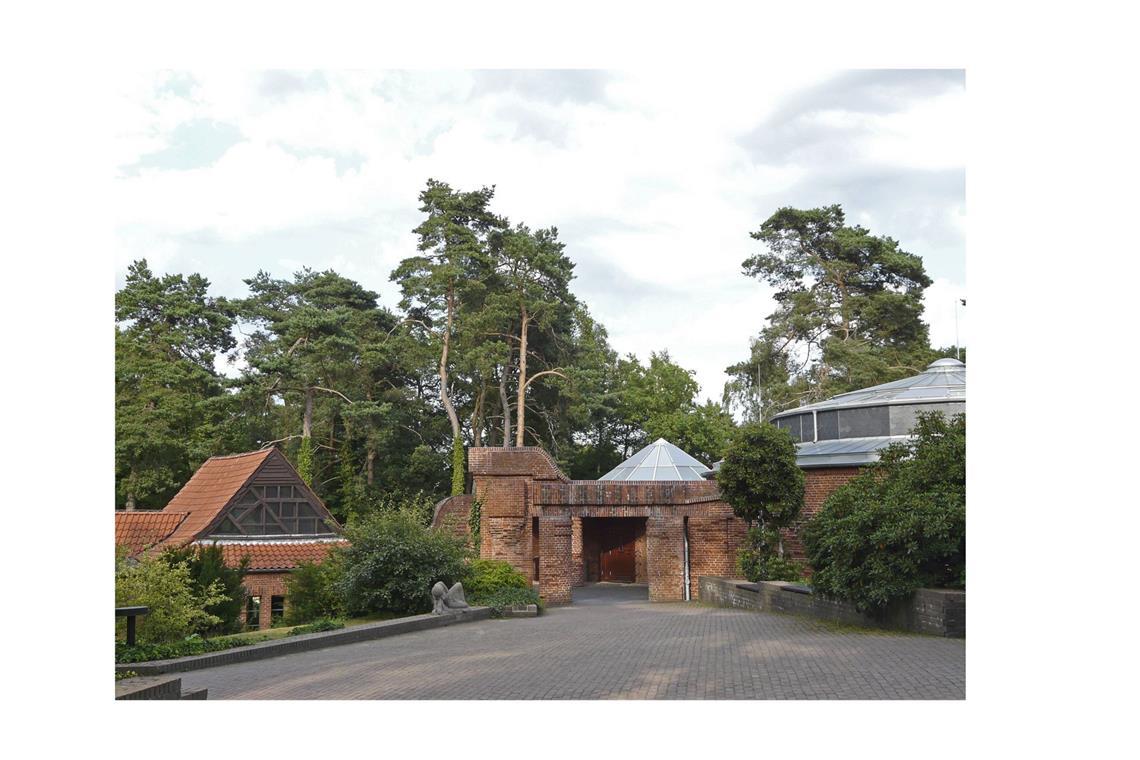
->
[115, 606, 149, 646]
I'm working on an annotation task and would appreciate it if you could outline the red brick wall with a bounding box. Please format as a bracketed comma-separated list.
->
[485, 516, 532, 579]
[781, 466, 863, 561]
[688, 512, 749, 599]
[243, 572, 289, 630]
[634, 523, 647, 584]
[646, 515, 684, 601]
[538, 510, 573, 604]
[431, 494, 473, 539]
[571, 517, 584, 586]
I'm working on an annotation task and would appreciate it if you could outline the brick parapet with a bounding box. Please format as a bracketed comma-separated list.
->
[431, 494, 473, 538]
[537, 480, 721, 506]
[469, 447, 570, 481]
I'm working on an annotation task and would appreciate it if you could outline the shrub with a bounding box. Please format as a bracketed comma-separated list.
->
[339, 506, 471, 616]
[286, 618, 345, 636]
[475, 586, 544, 617]
[115, 552, 230, 644]
[717, 422, 804, 533]
[284, 553, 346, 625]
[737, 527, 806, 582]
[115, 634, 254, 663]
[161, 543, 249, 634]
[466, 558, 529, 598]
[803, 412, 965, 611]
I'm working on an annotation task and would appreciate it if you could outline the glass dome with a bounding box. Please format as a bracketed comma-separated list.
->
[599, 438, 710, 481]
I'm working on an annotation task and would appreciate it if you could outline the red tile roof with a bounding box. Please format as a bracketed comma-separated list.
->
[159, 449, 276, 546]
[210, 540, 349, 572]
[115, 511, 188, 556]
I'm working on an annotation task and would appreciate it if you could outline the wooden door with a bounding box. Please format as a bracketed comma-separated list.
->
[599, 521, 637, 582]
[600, 542, 635, 582]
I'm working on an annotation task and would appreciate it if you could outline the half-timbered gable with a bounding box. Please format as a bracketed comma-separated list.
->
[114, 447, 348, 630]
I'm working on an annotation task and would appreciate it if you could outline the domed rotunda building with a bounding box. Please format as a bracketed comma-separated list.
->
[764, 357, 965, 557]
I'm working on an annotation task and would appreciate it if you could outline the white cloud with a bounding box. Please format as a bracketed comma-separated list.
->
[114, 69, 966, 401]
[923, 278, 969, 351]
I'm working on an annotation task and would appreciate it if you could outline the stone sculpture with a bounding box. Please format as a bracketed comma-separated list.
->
[431, 581, 470, 614]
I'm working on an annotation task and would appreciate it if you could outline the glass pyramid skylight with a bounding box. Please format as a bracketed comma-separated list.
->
[598, 438, 710, 481]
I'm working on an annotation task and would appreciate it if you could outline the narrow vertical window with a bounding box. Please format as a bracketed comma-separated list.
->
[270, 596, 285, 626]
[246, 595, 261, 630]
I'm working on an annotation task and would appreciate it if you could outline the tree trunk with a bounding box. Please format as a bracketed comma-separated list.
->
[439, 287, 462, 440]
[499, 363, 512, 447]
[302, 387, 314, 439]
[365, 447, 375, 486]
[514, 308, 529, 447]
[124, 471, 136, 515]
[471, 385, 485, 447]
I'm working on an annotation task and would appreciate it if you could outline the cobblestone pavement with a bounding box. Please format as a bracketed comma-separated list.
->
[181, 584, 965, 699]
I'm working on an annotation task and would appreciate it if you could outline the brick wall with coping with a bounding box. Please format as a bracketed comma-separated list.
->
[467, 448, 864, 604]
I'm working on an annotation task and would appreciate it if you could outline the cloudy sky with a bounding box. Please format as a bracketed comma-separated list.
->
[113, 69, 965, 401]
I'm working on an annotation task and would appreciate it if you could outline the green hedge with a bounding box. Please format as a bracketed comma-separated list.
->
[286, 618, 345, 636]
[115, 635, 255, 663]
[474, 586, 544, 617]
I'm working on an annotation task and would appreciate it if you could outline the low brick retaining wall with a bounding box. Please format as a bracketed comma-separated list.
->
[698, 577, 964, 637]
[116, 607, 491, 675]
[115, 675, 206, 700]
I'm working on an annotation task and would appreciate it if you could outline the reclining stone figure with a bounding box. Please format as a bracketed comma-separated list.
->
[431, 581, 470, 615]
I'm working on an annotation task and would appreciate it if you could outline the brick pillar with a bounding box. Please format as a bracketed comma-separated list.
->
[689, 514, 749, 598]
[539, 511, 573, 605]
[571, 516, 584, 587]
[646, 514, 684, 602]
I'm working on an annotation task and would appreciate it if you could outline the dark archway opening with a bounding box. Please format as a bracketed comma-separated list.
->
[581, 517, 647, 584]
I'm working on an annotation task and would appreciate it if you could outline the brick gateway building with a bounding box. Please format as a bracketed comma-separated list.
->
[437, 358, 966, 605]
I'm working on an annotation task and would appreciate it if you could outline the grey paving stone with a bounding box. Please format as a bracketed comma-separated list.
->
[179, 584, 964, 700]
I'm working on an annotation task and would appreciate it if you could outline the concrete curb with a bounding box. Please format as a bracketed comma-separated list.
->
[116, 607, 492, 675]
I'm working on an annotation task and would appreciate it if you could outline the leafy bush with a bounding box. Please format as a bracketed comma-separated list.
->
[803, 412, 965, 611]
[115, 634, 254, 663]
[466, 558, 529, 598]
[339, 506, 471, 617]
[115, 551, 230, 644]
[161, 543, 249, 634]
[737, 527, 806, 582]
[286, 618, 345, 636]
[284, 554, 346, 624]
[717, 422, 804, 530]
[474, 586, 544, 617]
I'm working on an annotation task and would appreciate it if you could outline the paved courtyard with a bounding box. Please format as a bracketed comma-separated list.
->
[181, 584, 965, 699]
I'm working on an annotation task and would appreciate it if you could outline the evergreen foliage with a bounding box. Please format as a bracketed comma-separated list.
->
[725, 205, 938, 420]
[337, 507, 472, 616]
[468, 497, 482, 554]
[802, 413, 966, 610]
[160, 544, 249, 634]
[716, 422, 804, 529]
[115, 260, 235, 509]
[296, 437, 314, 487]
[466, 558, 529, 598]
[283, 555, 346, 624]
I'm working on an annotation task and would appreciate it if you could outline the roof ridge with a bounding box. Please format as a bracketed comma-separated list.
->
[207, 449, 276, 461]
